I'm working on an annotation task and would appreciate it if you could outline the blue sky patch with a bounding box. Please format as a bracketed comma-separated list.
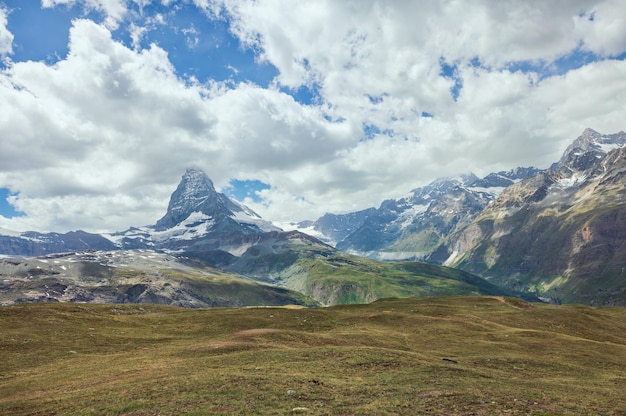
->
[281, 82, 322, 105]
[4, 1, 97, 65]
[125, 3, 278, 86]
[507, 47, 609, 81]
[439, 58, 463, 101]
[224, 179, 270, 203]
[0, 188, 22, 219]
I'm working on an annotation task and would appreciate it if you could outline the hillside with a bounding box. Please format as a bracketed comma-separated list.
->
[209, 230, 524, 305]
[2, 297, 626, 415]
[437, 129, 626, 305]
[0, 237, 512, 308]
[0, 250, 317, 308]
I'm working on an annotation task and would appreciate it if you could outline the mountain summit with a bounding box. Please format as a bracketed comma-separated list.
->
[155, 168, 220, 231]
[108, 168, 280, 251]
[153, 168, 275, 234]
[553, 128, 626, 179]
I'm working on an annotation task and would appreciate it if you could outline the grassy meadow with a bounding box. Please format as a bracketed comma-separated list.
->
[2, 296, 626, 415]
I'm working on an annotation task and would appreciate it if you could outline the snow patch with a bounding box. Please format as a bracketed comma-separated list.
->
[597, 142, 622, 153]
[151, 211, 214, 242]
[225, 242, 255, 257]
[556, 173, 588, 188]
[396, 204, 429, 229]
[230, 207, 281, 232]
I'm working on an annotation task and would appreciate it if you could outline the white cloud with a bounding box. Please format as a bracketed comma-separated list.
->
[0, 5, 13, 56]
[574, 0, 626, 57]
[128, 22, 147, 50]
[0, 18, 352, 231]
[0, 19, 217, 231]
[1, 1, 626, 231]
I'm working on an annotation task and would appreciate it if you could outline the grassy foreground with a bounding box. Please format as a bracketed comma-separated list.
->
[2, 297, 626, 415]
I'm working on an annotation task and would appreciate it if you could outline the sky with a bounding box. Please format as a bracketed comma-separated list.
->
[0, 0, 625, 233]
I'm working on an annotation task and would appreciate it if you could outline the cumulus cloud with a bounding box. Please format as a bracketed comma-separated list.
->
[0, 19, 216, 231]
[1, 1, 626, 231]
[0, 18, 352, 231]
[574, 0, 626, 57]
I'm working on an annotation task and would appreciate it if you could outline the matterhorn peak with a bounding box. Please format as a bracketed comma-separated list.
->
[153, 168, 281, 235]
[154, 168, 220, 231]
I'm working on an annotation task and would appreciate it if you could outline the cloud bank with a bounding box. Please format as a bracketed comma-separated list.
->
[0, 0, 625, 232]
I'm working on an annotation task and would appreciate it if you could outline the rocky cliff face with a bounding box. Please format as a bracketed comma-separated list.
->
[438, 129, 626, 305]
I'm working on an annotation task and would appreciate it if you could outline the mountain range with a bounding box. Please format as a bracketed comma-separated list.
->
[300, 128, 626, 305]
[0, 168, 518, 307]
[436, 128, 626, 305]
[1, 128, 625, 306]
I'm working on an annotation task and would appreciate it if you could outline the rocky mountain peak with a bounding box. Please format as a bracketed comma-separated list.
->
[151, 168, 280, 238]
[548, 129, 626, 182]
[559, 129, 626, 165]
[155, 168, 219, 231]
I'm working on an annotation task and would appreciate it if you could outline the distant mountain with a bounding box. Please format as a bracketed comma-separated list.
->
[296, 208, 377, 245]
[435, 128, 626, 305]
[331, 168, 539, 260]
[0, 229, 117, 256]
[105, 168, 281, 252]
[154, 168, 277, 234]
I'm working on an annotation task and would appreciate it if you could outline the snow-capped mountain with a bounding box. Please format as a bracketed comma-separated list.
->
[154, 168, 277, 234]
[435, 128, 626, 304]
[293, 208, 377, 246]
[0, 167, 519, 307]
[0, 168, 281, 256]
[106, 168, 280, 252]
[0, 229, 117, 256]
[325, 168, 540, 260]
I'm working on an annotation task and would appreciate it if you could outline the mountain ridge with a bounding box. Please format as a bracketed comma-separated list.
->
[433, 128, 626, 304]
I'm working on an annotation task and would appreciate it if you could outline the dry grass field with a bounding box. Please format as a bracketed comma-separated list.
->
[2, 296, 626, 415]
